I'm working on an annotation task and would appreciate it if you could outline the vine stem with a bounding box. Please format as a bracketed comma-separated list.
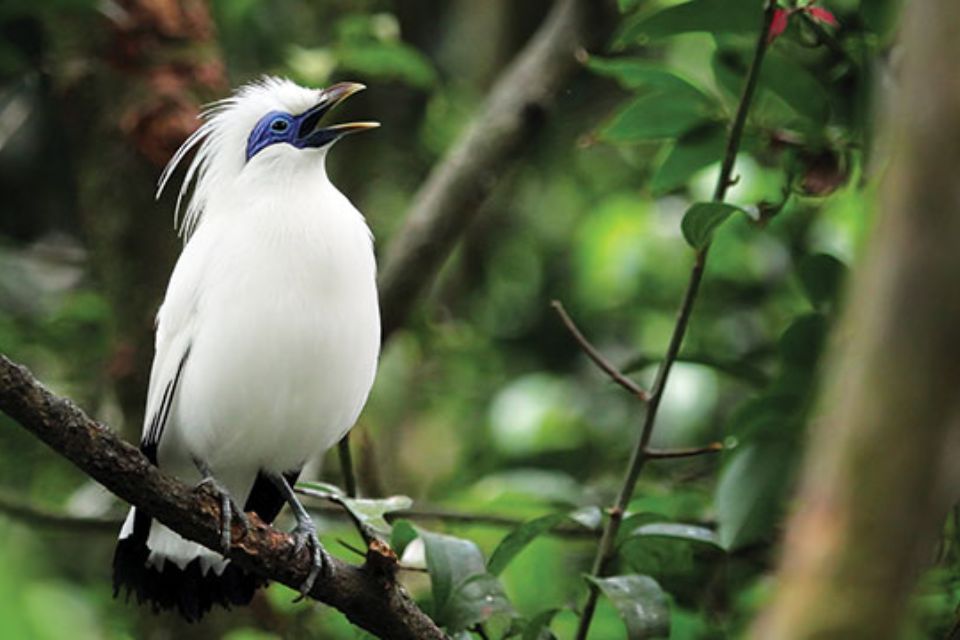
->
[574, 3, 778, 638]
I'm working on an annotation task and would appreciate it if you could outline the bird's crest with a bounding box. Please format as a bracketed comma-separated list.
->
[157, 77, 325, 239]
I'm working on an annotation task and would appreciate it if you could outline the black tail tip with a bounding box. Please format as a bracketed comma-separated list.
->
[113, 536, 266, 622]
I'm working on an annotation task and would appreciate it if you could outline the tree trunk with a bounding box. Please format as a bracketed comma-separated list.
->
[751, 2, 960, 638]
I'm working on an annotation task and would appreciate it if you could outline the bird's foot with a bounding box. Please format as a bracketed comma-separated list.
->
[290, 518, 331, 599]
[196, 475, 249, 552]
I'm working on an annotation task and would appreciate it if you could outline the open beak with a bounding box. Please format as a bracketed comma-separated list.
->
[297, 82, 380, 148]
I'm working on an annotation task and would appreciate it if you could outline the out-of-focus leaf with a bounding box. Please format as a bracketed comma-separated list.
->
[443, 573, 514, 632]
[337, 41, 437, 88]
[618, 0, 763, 44]
[601, 93, 717, 143]
[296, 480, 345, 497]
[585, 575, 670, 639]
[618, 0, 644, 13]
[798, 253, 847, 310]
[651, 125, 727, 194]
[681, 202, 747, 249]
[489, 513, 567, 576]
[588, 57, 711, 101]
[715, 441, 796, 549]
[522, 609, 560, 640]
[713, 49, 829, 124]
[629, 522, 723, 550]
[726, 393, 802, 439]
[390, 519, 418, 557]
[778, 313, 828, 367]
[489, 507, 600, 576]
[339, 495, 412, 536]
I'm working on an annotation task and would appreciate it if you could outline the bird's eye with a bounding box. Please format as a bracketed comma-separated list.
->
[270, 118, 289, 133]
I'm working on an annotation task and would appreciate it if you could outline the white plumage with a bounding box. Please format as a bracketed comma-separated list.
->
[114, 77, 380, 619]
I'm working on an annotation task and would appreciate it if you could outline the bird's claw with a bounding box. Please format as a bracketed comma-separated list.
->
[197, 476, 249, 552]
[290, 520, 330, 600]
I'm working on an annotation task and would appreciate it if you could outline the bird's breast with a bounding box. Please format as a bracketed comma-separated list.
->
[172, 198, 380, 471]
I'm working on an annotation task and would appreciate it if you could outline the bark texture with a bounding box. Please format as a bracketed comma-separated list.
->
[752, 2, 960, 637]
[0, 356, 444, 640]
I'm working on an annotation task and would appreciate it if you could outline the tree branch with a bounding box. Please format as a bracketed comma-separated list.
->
[551, 300, 650, 401]
[0, 355, 443, 640]
[377, 0, 613, 341]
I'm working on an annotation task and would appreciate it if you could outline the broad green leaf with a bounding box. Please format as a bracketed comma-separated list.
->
[443, 573, 514, 632]
[588, 57, 711, 101]
[798, 253, 847, 310]
[715, 442, 796, 549]
[617, 0, 763, 44]
[419, 529, 486, 620]
[680, 202, 747, 249]
[522, 609, 560, 640]
[586, 575, 670, 639]
[602, 93, 717, 143]
[726, 393, 803, 439]
[651, 125, 727, 194]
[778, 313, 828, 367]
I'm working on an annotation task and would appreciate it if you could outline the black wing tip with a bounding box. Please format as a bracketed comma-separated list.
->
[113, 529, 266, 622]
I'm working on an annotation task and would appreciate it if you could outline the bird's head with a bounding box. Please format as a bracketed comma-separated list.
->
[243, 81, 378, 163]
[158, 77, 379, 237]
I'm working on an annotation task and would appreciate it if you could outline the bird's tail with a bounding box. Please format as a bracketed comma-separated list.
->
[112, 507, 264, 621]
[112, 470, 297, 621]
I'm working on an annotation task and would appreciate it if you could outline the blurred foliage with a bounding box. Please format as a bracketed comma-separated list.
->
[4, 0, 954, 639]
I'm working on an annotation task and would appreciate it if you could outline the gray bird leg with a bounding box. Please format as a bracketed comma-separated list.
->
[266, 471, 331, 596]
[193, 458, 249, 552]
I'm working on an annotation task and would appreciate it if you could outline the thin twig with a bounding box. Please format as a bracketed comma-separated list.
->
[645, 443, 725, 460]
[552, 300, 651, 401]
[574, 3, 778, 638]
[0, 489, 119, 533]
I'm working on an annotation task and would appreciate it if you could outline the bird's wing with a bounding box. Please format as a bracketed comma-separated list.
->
[139, 232, 211, 462]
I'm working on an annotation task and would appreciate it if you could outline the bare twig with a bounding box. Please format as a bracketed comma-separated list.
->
[0, 489, 119, 533]
[574, 3, 779, 638]
[645, 443, 725, 460]
[551, 300, 650, 401]
[0, 355, 444, 640]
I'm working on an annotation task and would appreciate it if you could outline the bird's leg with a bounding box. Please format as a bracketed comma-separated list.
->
[193, 458, 249, 552]
[266, 471, 331, 597]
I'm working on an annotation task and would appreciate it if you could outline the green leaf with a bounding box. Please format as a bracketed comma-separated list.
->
[389, 519, 418, 557]
[680, 202, 747, 249]
[418, 529, 486, 623]
[522, 609, 560, 640]
[586, 575, 670, 639]
[488, 513, 567, 576]
[602, 93, 717, 143]
[651, 125, 727, 194]
[336, 41, 437, 89]
[588, 57, 711, 101]
[488, 507, 600, 576]
[628, 523, 723, 550]
[618, 0, 763, 44]
[778, 313, 828, 368]
[295, 480, 345, 497]
[338, 495, 412, 536]
[715, 442, 796, 549]
[443, 573, 515, 632]
[797, 253, 847, 310]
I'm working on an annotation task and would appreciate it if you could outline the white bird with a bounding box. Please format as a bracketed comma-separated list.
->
[112, 77, 381, 621]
